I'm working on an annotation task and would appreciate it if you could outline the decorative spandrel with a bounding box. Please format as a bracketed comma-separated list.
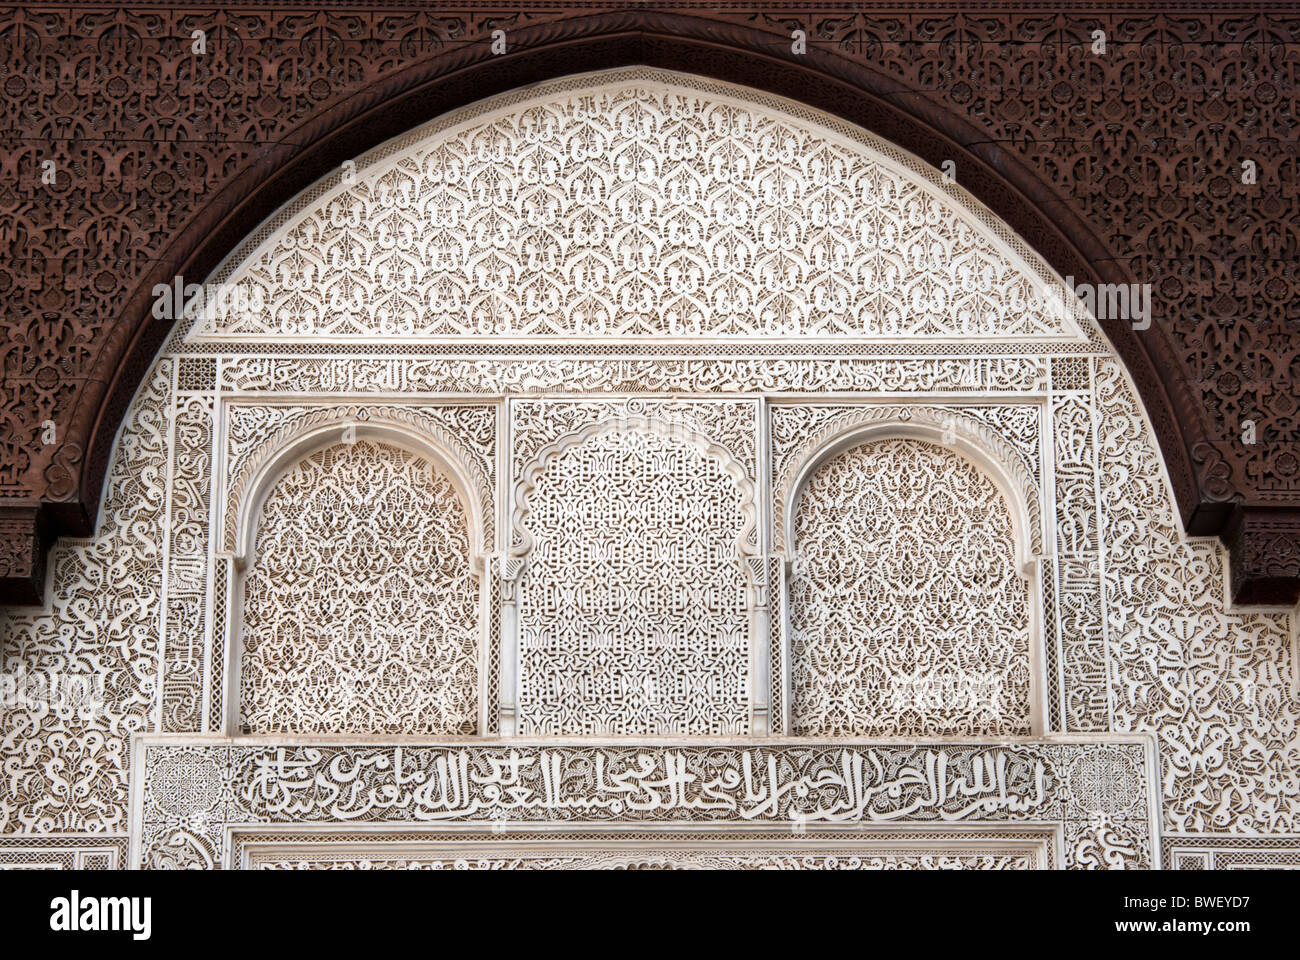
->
[194, 72, 1086, 344]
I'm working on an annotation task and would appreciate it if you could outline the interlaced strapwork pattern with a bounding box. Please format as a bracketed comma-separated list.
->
[240, 440, 478, 734]
[519, 427, 749, 735]
[790, 439, 1031, 737]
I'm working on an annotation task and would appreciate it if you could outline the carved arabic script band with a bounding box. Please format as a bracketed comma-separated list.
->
[135, 738, 1158, 869]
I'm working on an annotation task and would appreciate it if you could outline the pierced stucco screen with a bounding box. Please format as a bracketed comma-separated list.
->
[790, 438, 1032, 737]
[516, 422, 751, 736]
[240, 439, 480, 735]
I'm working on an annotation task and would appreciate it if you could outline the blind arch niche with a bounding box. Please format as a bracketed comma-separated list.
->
[231, 424, 486, 735]
[786, 421, 1042, 738]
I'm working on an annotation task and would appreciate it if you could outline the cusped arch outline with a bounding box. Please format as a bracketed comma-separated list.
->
[776, 405, 1043, 574]
[224, 405, 493, 571]
[509, 414, 759, 583]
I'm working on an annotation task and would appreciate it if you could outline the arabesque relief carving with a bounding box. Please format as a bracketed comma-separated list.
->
[1, 69, 1296, 871]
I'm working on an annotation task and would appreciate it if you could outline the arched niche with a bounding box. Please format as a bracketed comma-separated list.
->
[778, 411, 1042, 573]
[508, 415, 762, 736]
[226, 415, 491, 570]
[782, 419, 1045, 738]
[225, 421, 489, 735]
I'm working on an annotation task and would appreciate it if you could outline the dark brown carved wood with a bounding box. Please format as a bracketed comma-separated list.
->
[1, 3, 1298, 604]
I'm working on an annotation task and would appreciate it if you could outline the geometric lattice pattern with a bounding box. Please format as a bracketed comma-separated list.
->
[518, 425, 750, 735]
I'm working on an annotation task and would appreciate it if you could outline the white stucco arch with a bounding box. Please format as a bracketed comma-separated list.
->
[229, 427, 488, 736]
[784, 424, 1045, 736]
[1, 67, 1294, 869]
[779, 409, 1043, 575]
[228, 416, 490, 573]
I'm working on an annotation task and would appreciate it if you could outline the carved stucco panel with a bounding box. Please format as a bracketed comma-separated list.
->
[240, 439, 480, 736]
[789, 438, 1032, 738]
[1095, 359, 1299, 833]
[0, 69, 1294, 864]
[770, 402, 1044, 558]
[510, 400, 758, 736]
[193, 71, 1092, 345]
[221, 401, 497, 555]
[0, 363, 171, 833]
[132, 738, 1159, 870]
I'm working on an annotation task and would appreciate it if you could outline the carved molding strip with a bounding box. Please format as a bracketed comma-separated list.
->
[213, 355, 1055, 394]
[230, 826, 1060, 870]
[0, 832, 128, 868]
[0, 835, 127, 870]
[1165, 836, 1300, 870]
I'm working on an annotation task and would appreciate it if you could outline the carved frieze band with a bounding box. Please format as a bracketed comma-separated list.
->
[230, 827, 1060, 870]
[1165, 836, 1300, 870]
[133, 737, 1159, 870]
[216, 355, 1053, 395]
[0, 836, 128, 870]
